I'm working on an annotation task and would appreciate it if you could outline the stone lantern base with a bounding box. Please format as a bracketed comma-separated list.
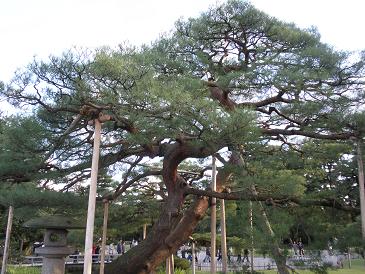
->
[36, 246, 74, 274]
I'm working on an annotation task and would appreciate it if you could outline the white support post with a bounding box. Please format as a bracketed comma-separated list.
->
[356, 140, 365, 239]
[210, 156, 217, 274]
[143, 223, 147, 240]
[165, 255, 174, 274]
[1, 206, 14, 274]
[171, 254, 174, 274]
[220, 199, 227, 273]
[83, 118, 102, 274]
[165, 257, 171, 274]
[250, 201, 254, 273]
[192, 240, 196, 274]
[347, 247, 352, 269]
[99, 200, 109, 274]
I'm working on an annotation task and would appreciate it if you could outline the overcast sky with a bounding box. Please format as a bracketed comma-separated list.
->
[1, 0, 364, 84]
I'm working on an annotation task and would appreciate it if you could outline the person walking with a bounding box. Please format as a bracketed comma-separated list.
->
[236, 251, 242, 263]
[203, 247, 211, 262]
[298, 240, 304, 256]
[116, 240, 123, 254]
[217, 248, 222, 262]
[121, 240, 125, 254]
[227, 247, 233, 263]
[243, 248, 250, 263]
[292, 241, 299, 256]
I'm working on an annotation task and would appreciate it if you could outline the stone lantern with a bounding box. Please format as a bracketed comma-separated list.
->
[24, 216, 85, 274]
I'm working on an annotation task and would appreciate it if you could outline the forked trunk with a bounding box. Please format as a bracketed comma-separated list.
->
[106, 142, 229, 273]
[105, 194, 210, 274]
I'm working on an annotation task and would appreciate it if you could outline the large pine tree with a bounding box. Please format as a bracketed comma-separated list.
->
[1, 1, 365, 273]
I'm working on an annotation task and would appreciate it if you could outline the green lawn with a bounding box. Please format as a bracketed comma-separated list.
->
[6, 266, 41, 274]
[346, 258, 365, 269]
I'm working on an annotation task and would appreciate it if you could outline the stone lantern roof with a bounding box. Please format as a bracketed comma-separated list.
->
[23, 215, 85, 229]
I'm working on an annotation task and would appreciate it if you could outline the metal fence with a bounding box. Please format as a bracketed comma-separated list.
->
[21, 250, 361, 271]
[23, 254, 123, 266]
[193, 261, 276, 272]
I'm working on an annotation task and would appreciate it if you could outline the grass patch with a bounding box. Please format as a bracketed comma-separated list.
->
[7, 266, 41, 274]
[346, 258, 365, 269]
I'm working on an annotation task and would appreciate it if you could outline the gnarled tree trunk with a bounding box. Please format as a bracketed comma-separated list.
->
[105, 192, 209, 273]
[106, 142, 230, 273]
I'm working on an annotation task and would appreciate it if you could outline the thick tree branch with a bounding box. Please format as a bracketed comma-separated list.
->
[114, 156, 143, 194]
[162, 142, 220, 192]
[238, 89, 290, 108]
[112, 170, 162, 200]
[183, 187, 359, 213]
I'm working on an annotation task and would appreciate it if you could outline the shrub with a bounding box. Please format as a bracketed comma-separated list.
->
[174, 257, 190, 270]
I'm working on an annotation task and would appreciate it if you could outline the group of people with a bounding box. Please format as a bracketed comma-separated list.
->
[91, 238, 139, 256]
[290, 240, 305, 256]
[116, 240, 125, 254]
[203, 247, 250, 264]
[237, 248, 250, 263]
[180, 244, 198, 262]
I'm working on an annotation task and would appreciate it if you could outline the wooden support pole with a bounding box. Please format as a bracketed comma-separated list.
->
[143, 223, 147, 240]
[165, 258, 169, 274]
[356, 140, 365, 239]
[220, 199, 228, 273]
[249, 201, 254, 273]
[1, 206, 14, 274]
[171, 254, 174, 274]
[19, 239, 24, 256]
[347, 247, 352, 269]
[83, 118, 102, 274]
[165, 254, 174, 274]
[191, 240, 196, 274]
[99, 200, 109, 274]
[210, 156, 217, 274]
